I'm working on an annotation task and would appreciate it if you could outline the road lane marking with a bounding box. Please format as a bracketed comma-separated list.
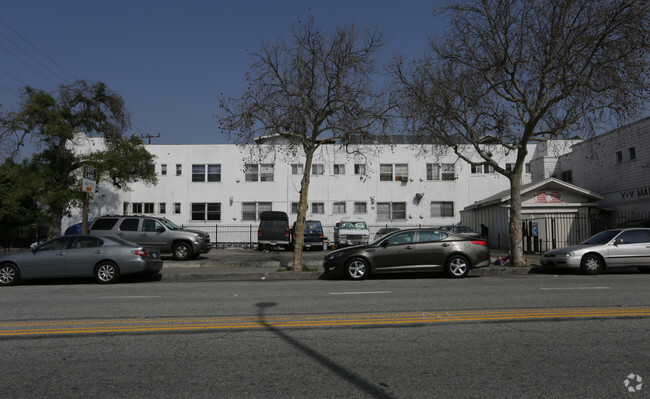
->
[2, 307, 649, 337]
[329, 291, 392, 295]
[540, 287, 611, 290]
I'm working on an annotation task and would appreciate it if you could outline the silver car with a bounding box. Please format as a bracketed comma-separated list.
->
[541, 228, 650, 275]
[0, 235, 163, 286]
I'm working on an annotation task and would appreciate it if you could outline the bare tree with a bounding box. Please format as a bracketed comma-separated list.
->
[392, 0, 649, 265]
[219, 17, 391, 271]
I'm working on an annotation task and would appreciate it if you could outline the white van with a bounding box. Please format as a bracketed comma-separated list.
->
[334, 217, 370, 247]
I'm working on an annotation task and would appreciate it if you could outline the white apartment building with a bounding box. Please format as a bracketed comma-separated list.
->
[67, 137, 578, 238]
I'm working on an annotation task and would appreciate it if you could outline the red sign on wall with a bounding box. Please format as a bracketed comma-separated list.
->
[535, 191, 563, 204]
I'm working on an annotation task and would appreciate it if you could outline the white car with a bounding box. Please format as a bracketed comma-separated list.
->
[540, 228, 650, 274]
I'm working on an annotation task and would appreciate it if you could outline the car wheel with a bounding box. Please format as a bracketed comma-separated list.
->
[580, 254, 603, 275]
[445, 255, 470, 278]
[172, 242, 193, 261]
[345, 258, 369, 280]
[0, 263, 19, 286]
[94, 261, 120, 284]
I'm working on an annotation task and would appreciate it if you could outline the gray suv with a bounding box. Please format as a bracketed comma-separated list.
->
[89, 216, 212, 261]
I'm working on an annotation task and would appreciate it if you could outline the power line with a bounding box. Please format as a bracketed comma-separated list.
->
[0, 43, 60, 86]
[0, 17, 75, 81]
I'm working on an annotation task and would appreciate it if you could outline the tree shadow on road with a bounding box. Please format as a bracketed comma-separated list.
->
[255, 302, 395, 399]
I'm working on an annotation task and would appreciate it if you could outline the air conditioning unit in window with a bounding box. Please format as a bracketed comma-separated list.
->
[396, 175, 408, 182]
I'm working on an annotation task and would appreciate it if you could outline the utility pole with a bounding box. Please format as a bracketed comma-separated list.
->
[140, 133, 160, 144]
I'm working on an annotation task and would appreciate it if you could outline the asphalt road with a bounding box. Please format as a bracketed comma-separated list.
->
[1, 273, 648, 398]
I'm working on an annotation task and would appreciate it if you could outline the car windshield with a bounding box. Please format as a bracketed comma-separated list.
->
[159, 219, 180, 230]
[582, 230, 621, 245]
[305, 222, 321, 232]
[340, 222, 367, 230]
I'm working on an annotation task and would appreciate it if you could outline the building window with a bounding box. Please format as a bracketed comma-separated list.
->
[629, 147, 636, 160]
[354, 202, 367, 214]
[144, 203, 155, 214]
[159, 203, 166, 214]
[192, 165, 205, 182]
[242, 202, 271, 221]
[354, 164, 366, 175]
[471, 164, 494, 174]
[291, 164, 303, 175]
[260, 164, 274, 181]
[291, 202, 299, 214]
[333, 202, 346, 214]
[377, 202, 406, 221]
[616, 151, 623, 163]
[174, 203, 181, 214]
[161, 164, 167, 175]
[311, 202, 325, 214]
[176, 164, 182, 176]
[427, 164, 440, 181]
[132, 203, 143, 214]
[441, 164, 455, 180]
[525, 163, 531, 173]
[395, 164, 408, 181]
[123, 202, 129, 214]
[431, 201, 454, 217]
[245, 164, 258, 181]
[334, 164, 346, 175]
[561, 170, 573, 184]
[312, 164, 325, 175]
[506, 163, 514, 172]
[207, 165, 221, 182]
[192, 203, 221, 221]
[380, 164, 393, 181]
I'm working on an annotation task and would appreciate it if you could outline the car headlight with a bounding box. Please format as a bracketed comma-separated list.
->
[564, 252, 575, 257]
[339, 235, 347, 241]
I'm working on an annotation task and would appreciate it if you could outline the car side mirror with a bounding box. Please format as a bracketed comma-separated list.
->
[614, 238, 623, 246]
[381, 240, 389, 248]
[156, 226, 165, 233]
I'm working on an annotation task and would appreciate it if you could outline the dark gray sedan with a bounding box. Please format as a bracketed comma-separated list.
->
[0, 235, 163, 286]
[323, 228, 491, 279]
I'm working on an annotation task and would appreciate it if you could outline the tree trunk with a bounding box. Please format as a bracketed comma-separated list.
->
[292, 150, 315, 271]
[508, 170, 525, 266]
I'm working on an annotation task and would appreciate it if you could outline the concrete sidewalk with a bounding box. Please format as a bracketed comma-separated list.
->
[159, 248, 541, 282]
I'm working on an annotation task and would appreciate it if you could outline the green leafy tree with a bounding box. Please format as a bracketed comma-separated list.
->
[393, 0, 649, 265]
[220, 17, 391, 271]
[0, 159, 45, 250]
[2, 80, 157, 237]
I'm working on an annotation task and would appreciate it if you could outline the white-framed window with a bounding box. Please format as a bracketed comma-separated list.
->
[354, 202, 367, 214]
[176, 164, 182, 176]
[159, 203, 166, 214]
[441, 164, 455, 181]
[431, 201, 454, 217]
[333, 202, 346, 214]
[192, 203, 221, 221]
[312, 164, 325, 175]
[426, 164, 440, 181]
[242, 202, 272, 221]
[123, 202, 129, 214]
[354, 164, 366, 175]
[334, 164, 346, 175]
[291, 202, 299, 214]
[174, 203, 181, 214]
[260, 164, 274, 181]
[245, 164, 258, 181]
[506, 163, 514, 172]
[471, 164, 495, 174]
[395, 164, 408, 181]
[192, 164, 221, 182]
[291, 164, 304, 175]
[377, 202, 406, 221]
[132, 203, 143, 214]
[380, 164, 393, 181]
[161, 164, 167, 175]
[143, 203, 155, 214]
[311, 202, 325, 214]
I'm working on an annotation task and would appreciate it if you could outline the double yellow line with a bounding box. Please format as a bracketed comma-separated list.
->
[2, 307, 649, 337]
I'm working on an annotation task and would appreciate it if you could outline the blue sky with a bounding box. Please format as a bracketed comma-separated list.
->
[1, 0, 448, 146]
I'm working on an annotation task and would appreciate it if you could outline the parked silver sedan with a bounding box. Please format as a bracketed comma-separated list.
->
[541, 228, 650, 275]
[0, 235, 163, 286]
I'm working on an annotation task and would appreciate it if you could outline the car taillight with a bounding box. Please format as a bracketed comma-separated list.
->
[471, 240, 487, 246]
[258, 227, 262, 237]
[285, 228, 290, 237]
[131, 249, 149, 257]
